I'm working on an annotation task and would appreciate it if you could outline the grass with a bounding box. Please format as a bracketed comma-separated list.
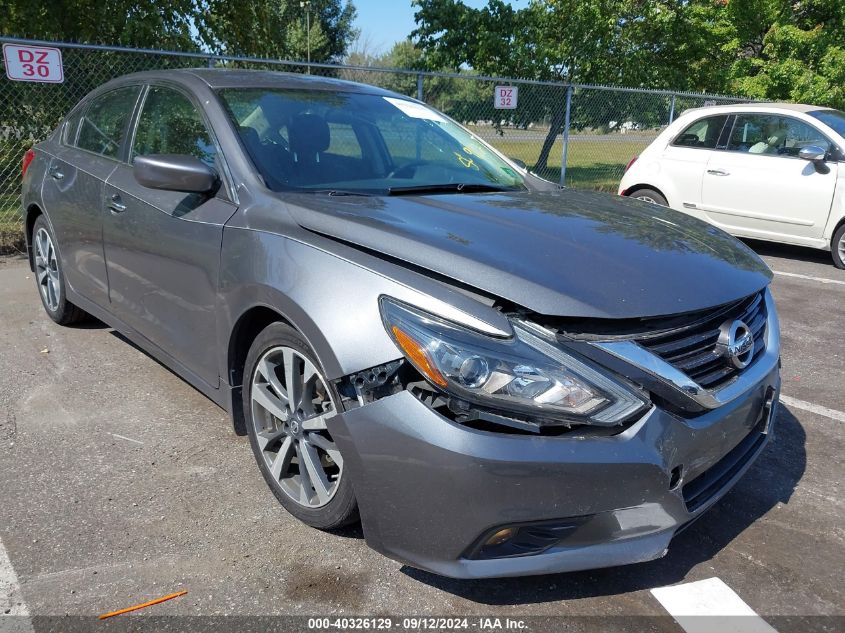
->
[0, 192, 24, 255]
[483, 135, 655, 191]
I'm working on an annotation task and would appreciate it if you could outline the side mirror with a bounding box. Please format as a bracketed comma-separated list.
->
[509, 157, 528, 169]
[133, 154, 218, 194]
[798, 145, 827, 163]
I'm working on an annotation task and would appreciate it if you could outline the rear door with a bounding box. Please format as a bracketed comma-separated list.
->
[40, 86, 142, 307]
[700, 113, 837, 241]
[103, 83, 237, 387]
[659, 113, 730, 210]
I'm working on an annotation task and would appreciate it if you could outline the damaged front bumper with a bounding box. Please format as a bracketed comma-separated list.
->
[326, 366, 780, 579]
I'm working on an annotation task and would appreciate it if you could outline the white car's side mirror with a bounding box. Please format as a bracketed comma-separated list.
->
[798, 145, 827, 162]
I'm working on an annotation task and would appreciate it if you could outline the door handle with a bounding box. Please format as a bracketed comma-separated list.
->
[706, 168, 730, 176]
[108, 194, 127, 214]
[49, 167, 64, 180]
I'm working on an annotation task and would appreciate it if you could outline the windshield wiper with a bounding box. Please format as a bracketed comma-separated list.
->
[387, 183, 516, 196]
[302, 189, 374, 197]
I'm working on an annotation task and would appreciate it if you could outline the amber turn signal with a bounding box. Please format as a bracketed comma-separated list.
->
[391, 325, 448, 387]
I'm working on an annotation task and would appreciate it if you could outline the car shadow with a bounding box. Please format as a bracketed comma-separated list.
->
[400, 405, 806, 605]
[741, 238, 834, 267]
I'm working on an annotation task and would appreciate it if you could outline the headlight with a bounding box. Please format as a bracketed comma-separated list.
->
[379, 297, 648, 427]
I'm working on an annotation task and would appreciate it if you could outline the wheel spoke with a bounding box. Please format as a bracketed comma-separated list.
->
[268, 436, 294, 480]
[257, 358, 288, 401]
[252, 383, 289, 420]
[256, 425, 286, 451]
[283, 348, 302, 411]
[299, 440, 331, 504]
[307, 432, 343, 467]
[300, 411, 331, 431]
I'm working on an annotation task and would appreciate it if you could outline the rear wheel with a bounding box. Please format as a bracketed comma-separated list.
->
[832, 224, 845, 270]
[31, 215, 88, 325]
[630, 188, 669, 207]
[243, 322, 358, 529]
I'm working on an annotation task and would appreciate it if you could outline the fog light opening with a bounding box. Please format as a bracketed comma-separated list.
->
[670, 465, 683, 490]
[484, 527, 517, 548]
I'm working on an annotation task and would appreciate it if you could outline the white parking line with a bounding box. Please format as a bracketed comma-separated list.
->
[651, 577, 776, 633]
[0, 535, 34, 632]
[779, 395, 845, 422]
[772, 270, 845, 286]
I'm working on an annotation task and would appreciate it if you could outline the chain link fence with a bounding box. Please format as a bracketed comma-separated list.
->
[0, 37, 751, 253]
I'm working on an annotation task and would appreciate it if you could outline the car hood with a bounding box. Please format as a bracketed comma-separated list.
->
[282, 189, 772, 319]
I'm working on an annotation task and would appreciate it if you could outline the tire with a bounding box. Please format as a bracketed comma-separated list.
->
[630, 188, 669, 207]
[832, 224, 845, 270]
[31, 215, 88, 325]
[243, 322, 358, 529]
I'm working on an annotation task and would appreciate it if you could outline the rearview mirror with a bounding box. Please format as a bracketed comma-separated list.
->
[133, 154, 218, 194]
[509, 157, 528, 169]
[798, 145, 826, 163]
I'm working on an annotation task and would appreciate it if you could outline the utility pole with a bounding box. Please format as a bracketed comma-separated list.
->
[300, 0, 312, 73]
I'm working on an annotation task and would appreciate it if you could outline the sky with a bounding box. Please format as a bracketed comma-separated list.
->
[353, 0, 528, 54]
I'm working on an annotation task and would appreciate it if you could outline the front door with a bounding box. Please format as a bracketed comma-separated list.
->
[103, 84, 236, 387]
[701, 113, 837, 241]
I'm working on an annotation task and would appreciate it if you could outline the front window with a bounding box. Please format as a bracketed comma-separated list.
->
[132, 86, 218, 167]
[727, 114, 831, 156]
[217, 89, 525, 194]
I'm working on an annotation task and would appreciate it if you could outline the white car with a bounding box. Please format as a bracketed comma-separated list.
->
[619, 103, 845, 268]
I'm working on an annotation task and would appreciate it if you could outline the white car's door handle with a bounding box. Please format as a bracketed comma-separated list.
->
[706, 168, 730, 176]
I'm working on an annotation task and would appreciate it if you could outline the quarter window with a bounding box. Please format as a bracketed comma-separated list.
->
[132, 86, 217, 167]
[672, 115, 729, 149]
[76, 86, 141, 159]
[727, 114, 831, 156]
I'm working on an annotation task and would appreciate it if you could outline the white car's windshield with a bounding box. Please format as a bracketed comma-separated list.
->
[218, 88, 526, 194]
[809, 109, 845, 138]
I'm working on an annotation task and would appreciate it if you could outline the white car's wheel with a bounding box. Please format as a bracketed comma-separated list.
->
[832, 224, 845, 270]
[630, 188, 668, 207]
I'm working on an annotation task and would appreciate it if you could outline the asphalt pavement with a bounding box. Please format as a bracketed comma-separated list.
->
[0, 239, 842, 632]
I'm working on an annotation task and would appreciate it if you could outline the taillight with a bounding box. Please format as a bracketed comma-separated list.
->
[624, 155, 638, 173]
[22, 148, 35, 179]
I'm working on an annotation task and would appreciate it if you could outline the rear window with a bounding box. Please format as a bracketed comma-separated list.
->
[76, 86, 141, 159]
[672, 115, 729, 149]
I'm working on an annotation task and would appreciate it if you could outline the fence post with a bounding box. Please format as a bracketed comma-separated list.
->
[416, 73, 424, 101]
[668, 94, 676, 124]
[207, 56, 215, 69]
[560, 85, 573, 187]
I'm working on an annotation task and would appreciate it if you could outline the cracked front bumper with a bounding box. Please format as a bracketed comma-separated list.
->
[326, 367, 779, 579]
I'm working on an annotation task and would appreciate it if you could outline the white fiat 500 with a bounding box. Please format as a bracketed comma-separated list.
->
[619, 103, 845, 268]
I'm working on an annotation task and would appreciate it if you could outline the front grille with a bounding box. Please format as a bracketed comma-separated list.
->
[636, 292, 767, 391]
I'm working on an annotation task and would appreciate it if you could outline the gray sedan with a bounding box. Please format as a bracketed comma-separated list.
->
[21, 69, 780, 578]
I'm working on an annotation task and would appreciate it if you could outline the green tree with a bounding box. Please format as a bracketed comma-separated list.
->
[197, 0, 358, 62]
[0, 0, 199, 50]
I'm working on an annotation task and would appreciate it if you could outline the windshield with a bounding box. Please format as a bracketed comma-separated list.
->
[217, 88, 526, 194]
[808, 109, 845, 138]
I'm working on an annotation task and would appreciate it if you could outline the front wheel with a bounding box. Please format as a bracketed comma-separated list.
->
[31, 215, 88, 325]
[630, 188, 669, 207]
[243, 322, 358, 529]
[832, 224, 845, 270]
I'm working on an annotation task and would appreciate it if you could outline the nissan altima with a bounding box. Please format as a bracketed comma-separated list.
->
[21, 69, 780, 578]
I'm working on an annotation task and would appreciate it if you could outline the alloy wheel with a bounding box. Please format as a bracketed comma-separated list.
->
[34, 227, 60, 312]
[250, 346, 343, 509]
[838, 232, 845, 264]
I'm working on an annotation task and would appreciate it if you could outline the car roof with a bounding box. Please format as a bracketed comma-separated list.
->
[111, 68, 403, 96]
[681, 102, 834, 117]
